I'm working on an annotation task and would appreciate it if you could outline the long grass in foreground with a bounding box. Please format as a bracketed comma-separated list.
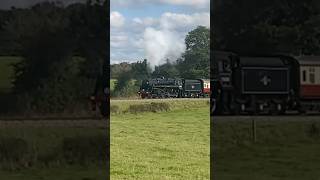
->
[214, 117, 320, 180]
[0, 166, 107, 180]
[0, 126, 108, 180]
[111, 104, 210, 180]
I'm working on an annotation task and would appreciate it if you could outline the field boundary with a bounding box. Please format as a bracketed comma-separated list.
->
[0, 116, 105, 121]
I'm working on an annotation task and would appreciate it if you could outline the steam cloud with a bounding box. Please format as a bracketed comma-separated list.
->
[143, 27, 185, 68]
[142, 12, 209, 69]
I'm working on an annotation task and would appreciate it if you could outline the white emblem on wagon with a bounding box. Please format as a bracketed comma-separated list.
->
[260, 75, 271, 86]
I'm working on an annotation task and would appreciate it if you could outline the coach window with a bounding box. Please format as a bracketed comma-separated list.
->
[310, 68, 315, 84]
[303, 70, 307, 82]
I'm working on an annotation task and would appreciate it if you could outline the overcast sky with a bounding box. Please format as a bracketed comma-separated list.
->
[111, 0, 210, 67]
[0, 0, 86, 9]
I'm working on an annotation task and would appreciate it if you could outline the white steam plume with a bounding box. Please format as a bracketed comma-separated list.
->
[142, 12, 209, 69]
[143, 28, 185, 68]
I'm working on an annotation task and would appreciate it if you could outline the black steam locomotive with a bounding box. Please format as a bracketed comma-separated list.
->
[138, 77, 210, 98]
[212, 51, 320, 115]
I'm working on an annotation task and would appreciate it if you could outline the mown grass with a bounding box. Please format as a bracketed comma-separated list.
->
[213, 117, 320, 180]
[111, 99, 210, 179]
[0, 126, 108, 180]
[0, 56, 22, 93]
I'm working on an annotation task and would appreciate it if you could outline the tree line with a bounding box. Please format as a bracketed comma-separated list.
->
[213, 0, 320, 55]
[0, 1, 108, 115]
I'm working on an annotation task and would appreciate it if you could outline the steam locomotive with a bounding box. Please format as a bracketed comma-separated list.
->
[212, 51, 320, 115]
[138, 77, 210, 98]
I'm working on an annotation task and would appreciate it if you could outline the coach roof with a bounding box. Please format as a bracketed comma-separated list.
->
[295, 56, 320, 66]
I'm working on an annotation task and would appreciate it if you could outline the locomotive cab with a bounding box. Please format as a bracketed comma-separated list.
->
[212, 51, 238, 114]
[138, 80, 152, 99]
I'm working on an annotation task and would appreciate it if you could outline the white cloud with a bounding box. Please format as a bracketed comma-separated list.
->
[160, 12, 210, 30]
[161, 0, 209, 8]
[133, 17, 158, 27]
[110, 11, 125, 28]
[110, 35, 128, 48]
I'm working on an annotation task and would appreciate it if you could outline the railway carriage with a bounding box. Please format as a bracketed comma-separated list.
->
[298, 56, 320, 99]
[296, 56, 320, 112]
[201, 79, 210, 97]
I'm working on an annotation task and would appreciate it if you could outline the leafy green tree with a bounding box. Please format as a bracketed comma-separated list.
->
[111, 62, 132, 79]
[214, 0, 320, 55]
[1, 1, 108, 114]
[178, 26, 210, 78]
[7, 2, 74, 94]
[113, 59, 151, 97]
[131, 59, 152, 81]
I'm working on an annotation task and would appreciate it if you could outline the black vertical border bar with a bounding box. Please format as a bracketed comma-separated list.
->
[210, 0, 214, 179]
[103, 0, 110, 179]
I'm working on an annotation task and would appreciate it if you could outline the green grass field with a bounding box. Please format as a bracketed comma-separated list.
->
[111, 99, 210, 179]
[0, 57, 21, 93]
[214, 117, 320, 180]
